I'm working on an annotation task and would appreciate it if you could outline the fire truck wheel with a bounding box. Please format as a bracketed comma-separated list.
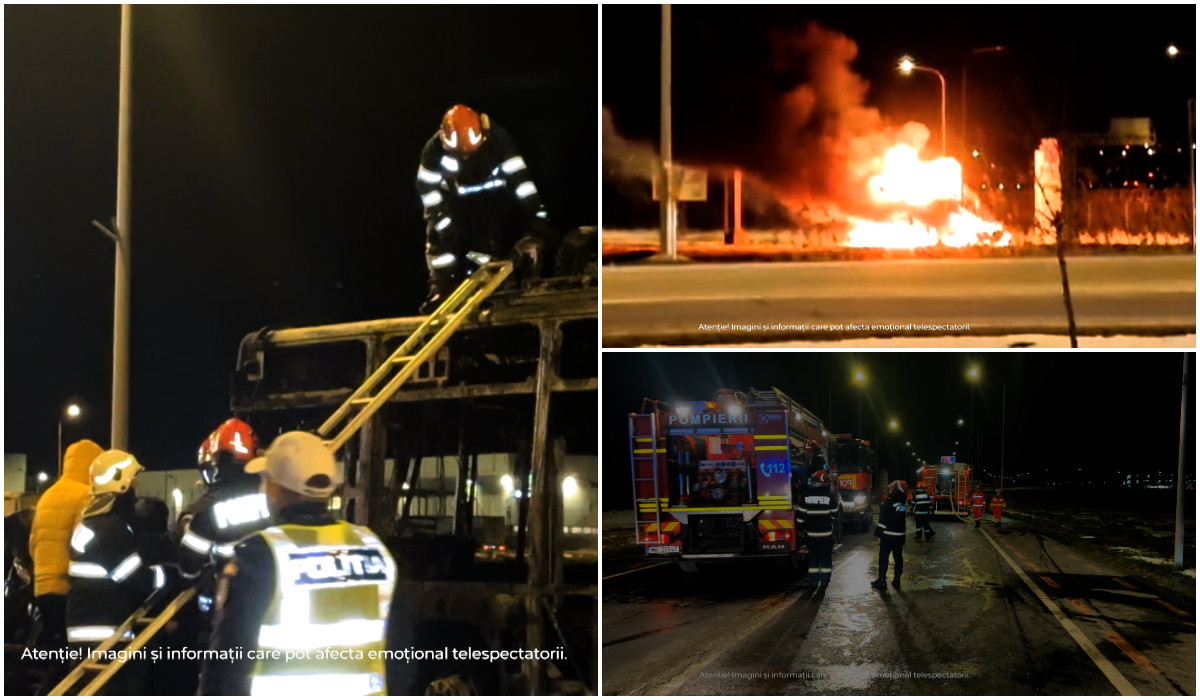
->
[678, 560, 700, 573]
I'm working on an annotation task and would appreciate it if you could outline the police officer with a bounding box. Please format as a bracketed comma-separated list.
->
[176, 419, 270, 612]
[201, 431, 397, 695]
[871, 481, 908, 591]
[798, 470, 839, 587]
[911, 484, 934, 542]
[971, 487, 986, 528]
[415, 104, 553, 313]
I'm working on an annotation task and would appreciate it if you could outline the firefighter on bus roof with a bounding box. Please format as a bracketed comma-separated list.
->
[798, 469, 839, 588]
[201, 431, 397, 695]
[415, 104, 555, 313]
[971, 487, 986, 528]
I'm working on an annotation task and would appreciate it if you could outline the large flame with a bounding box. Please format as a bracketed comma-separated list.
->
[848, 144, 1011, 248]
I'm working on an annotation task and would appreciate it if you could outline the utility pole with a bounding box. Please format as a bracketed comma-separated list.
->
[112, 4, 133, 449]
[1175, 354, 1188, 568]
[658, 4, 677, 260]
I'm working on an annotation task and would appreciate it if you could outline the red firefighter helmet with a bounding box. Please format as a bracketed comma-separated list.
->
[809, 470, 829, 486]
[198, 418, 258, 484]
[803, 439, 820, 454]
[440, 104, 487, 156]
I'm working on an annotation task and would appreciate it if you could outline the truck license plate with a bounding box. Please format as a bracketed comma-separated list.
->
[647, 545, 680, 555]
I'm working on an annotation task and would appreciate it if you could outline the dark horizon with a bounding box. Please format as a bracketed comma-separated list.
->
[602, 352, 1195, 511]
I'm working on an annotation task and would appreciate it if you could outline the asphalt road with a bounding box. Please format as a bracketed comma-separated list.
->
[602, 517, 1195, 695]
[601, 255, 1196, 346]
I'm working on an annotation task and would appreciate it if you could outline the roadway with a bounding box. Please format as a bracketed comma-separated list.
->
[601, 255, 1196, 346]
[602, 516, 1195, 695]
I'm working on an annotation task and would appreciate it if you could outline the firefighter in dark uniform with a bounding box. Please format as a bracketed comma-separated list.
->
[911, 484, 934, 542]
[798, 469, 839, 587]
[871, 480, 908, 591]
[66, 450, 170, 693]
[971, 487, 986, 528]
[416, 104, 554, 313]
[201, 431, 397, 695]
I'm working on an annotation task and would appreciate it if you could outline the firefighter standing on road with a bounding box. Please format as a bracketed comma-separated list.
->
[415, 104, 553, 313]
[872, 481, 908, 591]
[200, 431, 397, 696]
[991, 490, 1007, 531]
[971, 487, 986, 528]
[798, 469, 839, 588]
[911, 484, 934, 542]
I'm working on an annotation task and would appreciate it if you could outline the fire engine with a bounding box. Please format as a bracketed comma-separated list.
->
[628, 386, 839, 573]
[832, 434, 874, 531]
[916, 457, 971, 515]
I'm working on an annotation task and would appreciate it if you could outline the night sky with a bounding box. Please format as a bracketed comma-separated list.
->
[5, 6, 597, 475]
[603, 5, 1196, 184]
[602, 352, 1196, 511]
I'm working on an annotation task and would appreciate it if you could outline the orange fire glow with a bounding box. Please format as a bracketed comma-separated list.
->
[847, 144, 1012, 248]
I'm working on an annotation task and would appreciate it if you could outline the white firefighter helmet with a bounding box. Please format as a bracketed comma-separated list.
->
[89, 450, 143, 495]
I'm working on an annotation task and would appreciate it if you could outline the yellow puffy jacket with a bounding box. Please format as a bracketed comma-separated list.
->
[29, 440, 103, 596]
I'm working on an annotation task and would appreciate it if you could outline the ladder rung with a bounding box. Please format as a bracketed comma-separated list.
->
[135, 616, 157, 625]
[81, 662, 108, 671]
[350, 397, 375, 406]
[389, 355, 417, 364]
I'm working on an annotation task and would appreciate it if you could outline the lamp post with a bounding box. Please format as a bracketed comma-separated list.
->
[57, 403, 82, 478]
[851, 368, 867, 442]
[898, 56, 947, 156]
[967, 364, 1006, 491]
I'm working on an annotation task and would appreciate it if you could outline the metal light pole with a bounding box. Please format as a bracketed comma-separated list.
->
[1175, 354, 1188, 568]
[899, 56, 946, 157]
[57, 404, 82, 478]
[112, 5, 133, 450]
[658, 4, 678, 260]
[967, 364, 1006, 490]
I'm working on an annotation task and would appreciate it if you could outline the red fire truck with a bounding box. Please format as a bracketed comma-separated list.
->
[832, 434, 874, 531]
[915, 457, 971, 515]
[628, 386, 840, 572]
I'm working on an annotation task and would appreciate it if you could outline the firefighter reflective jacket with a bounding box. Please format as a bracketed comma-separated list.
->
[416, 124, 547, 228]
[911, 490, 932, 516]
[176, 478, 271, 585]
[30, 440, 104, 597]
[874, 494, 908, 539]
[66, 493, 168, 642]
[201, 502, 396, 696]
[972, 493, 986, 508]
[798, 484, 840, 538]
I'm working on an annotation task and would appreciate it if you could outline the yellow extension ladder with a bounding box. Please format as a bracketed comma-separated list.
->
[49, 588, 195, 696]
[318, 260, 512, 451]
[50, 262, 512, 695]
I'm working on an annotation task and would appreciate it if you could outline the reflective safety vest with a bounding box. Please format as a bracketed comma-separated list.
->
[249, 522, 397, 696]
[971, 494, 986, 507]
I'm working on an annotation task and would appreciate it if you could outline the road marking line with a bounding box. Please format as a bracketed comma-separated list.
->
[981, 528, 1139, 696]
[603, 562, 669, 580]
[1153, 599, 1190, 617]
[1111, 577, 1138, 591]
[1066, 597, 1096, 616]
[1106, 632, 1162, 674]
[1041, 575, 1062, 588]
[651, 586, 810, 695]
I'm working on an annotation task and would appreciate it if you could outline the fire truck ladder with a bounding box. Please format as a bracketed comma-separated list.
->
[630, 412, 663, 545]
[49, 588, 196, 696]
[318, 261, 513, 452]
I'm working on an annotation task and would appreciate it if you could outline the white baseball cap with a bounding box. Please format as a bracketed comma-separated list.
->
[245, 431, 338, 498]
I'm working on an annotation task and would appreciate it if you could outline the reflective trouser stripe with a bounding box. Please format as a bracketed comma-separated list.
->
[258, 620, 385, 650]
[883, 531, 906, 536]
[807, 531, 833, 537]
[67, 626, 134, 642]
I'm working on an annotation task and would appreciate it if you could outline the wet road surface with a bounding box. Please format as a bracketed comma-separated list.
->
[602, 518, 1195, 695]
[601, 255, 1196, 346]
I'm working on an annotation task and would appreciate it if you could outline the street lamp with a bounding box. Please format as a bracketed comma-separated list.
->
[898, 55, 947, 156]
[967, 363, 1007, 491]
[1167, 44, 1195, 57]
[58, 403, 83, 478]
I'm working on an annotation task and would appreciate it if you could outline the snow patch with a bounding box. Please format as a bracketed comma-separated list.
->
[1109, 546, 1196, 576]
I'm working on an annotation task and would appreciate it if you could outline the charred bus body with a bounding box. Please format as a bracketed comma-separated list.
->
[628, 387, 840, 573]
[229, 280, 597, 694]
